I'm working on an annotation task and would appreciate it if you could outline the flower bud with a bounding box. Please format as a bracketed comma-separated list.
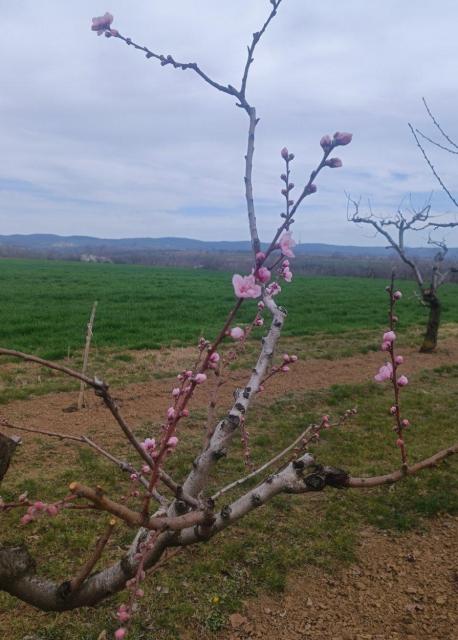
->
[320, 134, 332, 151]
[333, 131, 353, 146]
[326, 157, 343, 168]
[281, 147, 289, 160]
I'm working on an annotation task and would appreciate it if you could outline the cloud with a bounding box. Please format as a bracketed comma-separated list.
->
[1, 0, 457, 245]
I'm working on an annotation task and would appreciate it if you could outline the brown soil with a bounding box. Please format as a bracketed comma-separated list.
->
[2, 336, 458, 454]
[217, 515, 458, 640]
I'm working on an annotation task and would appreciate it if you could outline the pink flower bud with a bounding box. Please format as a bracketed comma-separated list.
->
[326, 157, 343, 168]
[172, 387, 181, 397]
[256, 266, 271, 283]
[21, 514, 34, 525]
[306, 183, 317, 194]
[281, 365, 290, 372]
[281, 147, 289, 160]
[230, 327, 245, 340]
[393, 291, 402, 300]
[290, 355, 298, 362]
[209, 352, 220, 363]
[195, 373, 207, 384]
[117, 608, 130, 623]
[167, 407, 176, 420]
[397, 375, 409, 387]
[280, 174, 287, 182]
[396, 438, 404, 448]
[381, 341, 391, 352]
[383, 331, 396, 343]
[395, 355, 404, 365]
[255, 317, 264, 326]
[185, 370, 193, 378]
[114, 629, 127, 640]
[46, 504, 59, 517]
[181, 408, 189, 417]
[255, 251, 266, 262]
[130, 473, 138, 482]
[257, 301, 265, 310]
[401, 419, 410, 428]
[333, 131, 353, 146]
[258, 384, 264, 393]
[33, 501, 46, 511]
[283, 353, 290, 362]
[320, 134, 332, 150]
[136, 588, 145, 598]
[167, 436, 179, 449]
[141, 465, 151, 474]
[390, 406, 397, 415]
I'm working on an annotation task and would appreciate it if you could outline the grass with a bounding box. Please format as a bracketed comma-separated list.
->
[1, 258, 458, 358]
[0, 361, 457, 639]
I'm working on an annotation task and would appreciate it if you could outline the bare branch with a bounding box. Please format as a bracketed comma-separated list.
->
[68, 519, 116, 593]
[422, 97, 458, 151]
[408, 123, 458, 207]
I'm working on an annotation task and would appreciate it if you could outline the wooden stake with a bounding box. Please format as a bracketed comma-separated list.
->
[78, 301, 98, 410]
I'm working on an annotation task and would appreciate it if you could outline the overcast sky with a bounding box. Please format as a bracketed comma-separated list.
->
[1, 0, 458, 246]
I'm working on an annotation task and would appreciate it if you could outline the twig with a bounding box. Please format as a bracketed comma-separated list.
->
[69, 518, 116, 593]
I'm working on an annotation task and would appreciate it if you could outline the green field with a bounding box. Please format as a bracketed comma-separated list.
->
[1, 258, 457, 358]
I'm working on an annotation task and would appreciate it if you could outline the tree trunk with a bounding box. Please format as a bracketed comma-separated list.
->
[420, 292, 441, 353]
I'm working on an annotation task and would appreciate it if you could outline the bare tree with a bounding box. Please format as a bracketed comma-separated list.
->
[1, 5, 457, 638]
[348, 198, 458, 352]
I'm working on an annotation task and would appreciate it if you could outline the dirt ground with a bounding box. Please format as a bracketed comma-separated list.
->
[216, 515, 458, 640]
[3, 335, 458, 451]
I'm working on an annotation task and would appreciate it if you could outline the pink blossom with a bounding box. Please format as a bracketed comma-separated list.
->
[395, 438, 404, 448]
[256, 266, 271, 284]
[393, 290, 403, 300]
[279, 231, 296, 258]
[167, 436, 179, 449]
[390, 406, 397, 415]
[397, 375, 409, 387]
[230, 327, 245, 340]
[374, 362, 393, 382]
[290, 354, 298, 362]
[209, 352, 220, 364]
[130, 473, 138, 482]
[320, 134, 332, 151]
[33, 501, 46, 511]
[401, 419, 410, 427]
[266, 282, 281, 296]
[282, 259, 290, 267]
[142, 438, 156, 451]
[172, 387, 181, 398]
[255, 251, 266, 263]
[136, 588, 145, 598]
[185, 370, 193, 378]
[195, 373, 207, 384]
[141, 465, 151, 474]
[255, 317, 264, 326]
[257, 301, 265, 310]
[381, 341, 391, 352]
[382, 330, 396, 343]
[117, 607, 130, 623]
[181, 408, 189, 417]
[395, 355, 404, 365]
[91, 12, 114, 35]
[281, 365, 290, 372]
[333, 131, 353, 146]
[115, 629, 127, 640]
[283, 353, 290, 362]
[21, 514, 34, 525]
[46, 504, 59, 517]
[167, 407, 176, 420]
[282, 267, 293, 283]
[232, 274, 262, 299]
[326, 157, 343, 168]
[281, 147, 289, 160]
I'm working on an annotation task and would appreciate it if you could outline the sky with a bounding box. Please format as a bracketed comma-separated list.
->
[1, 0, 458, 246]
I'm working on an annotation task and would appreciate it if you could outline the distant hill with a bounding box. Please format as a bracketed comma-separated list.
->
[1, 234, 457, 259]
